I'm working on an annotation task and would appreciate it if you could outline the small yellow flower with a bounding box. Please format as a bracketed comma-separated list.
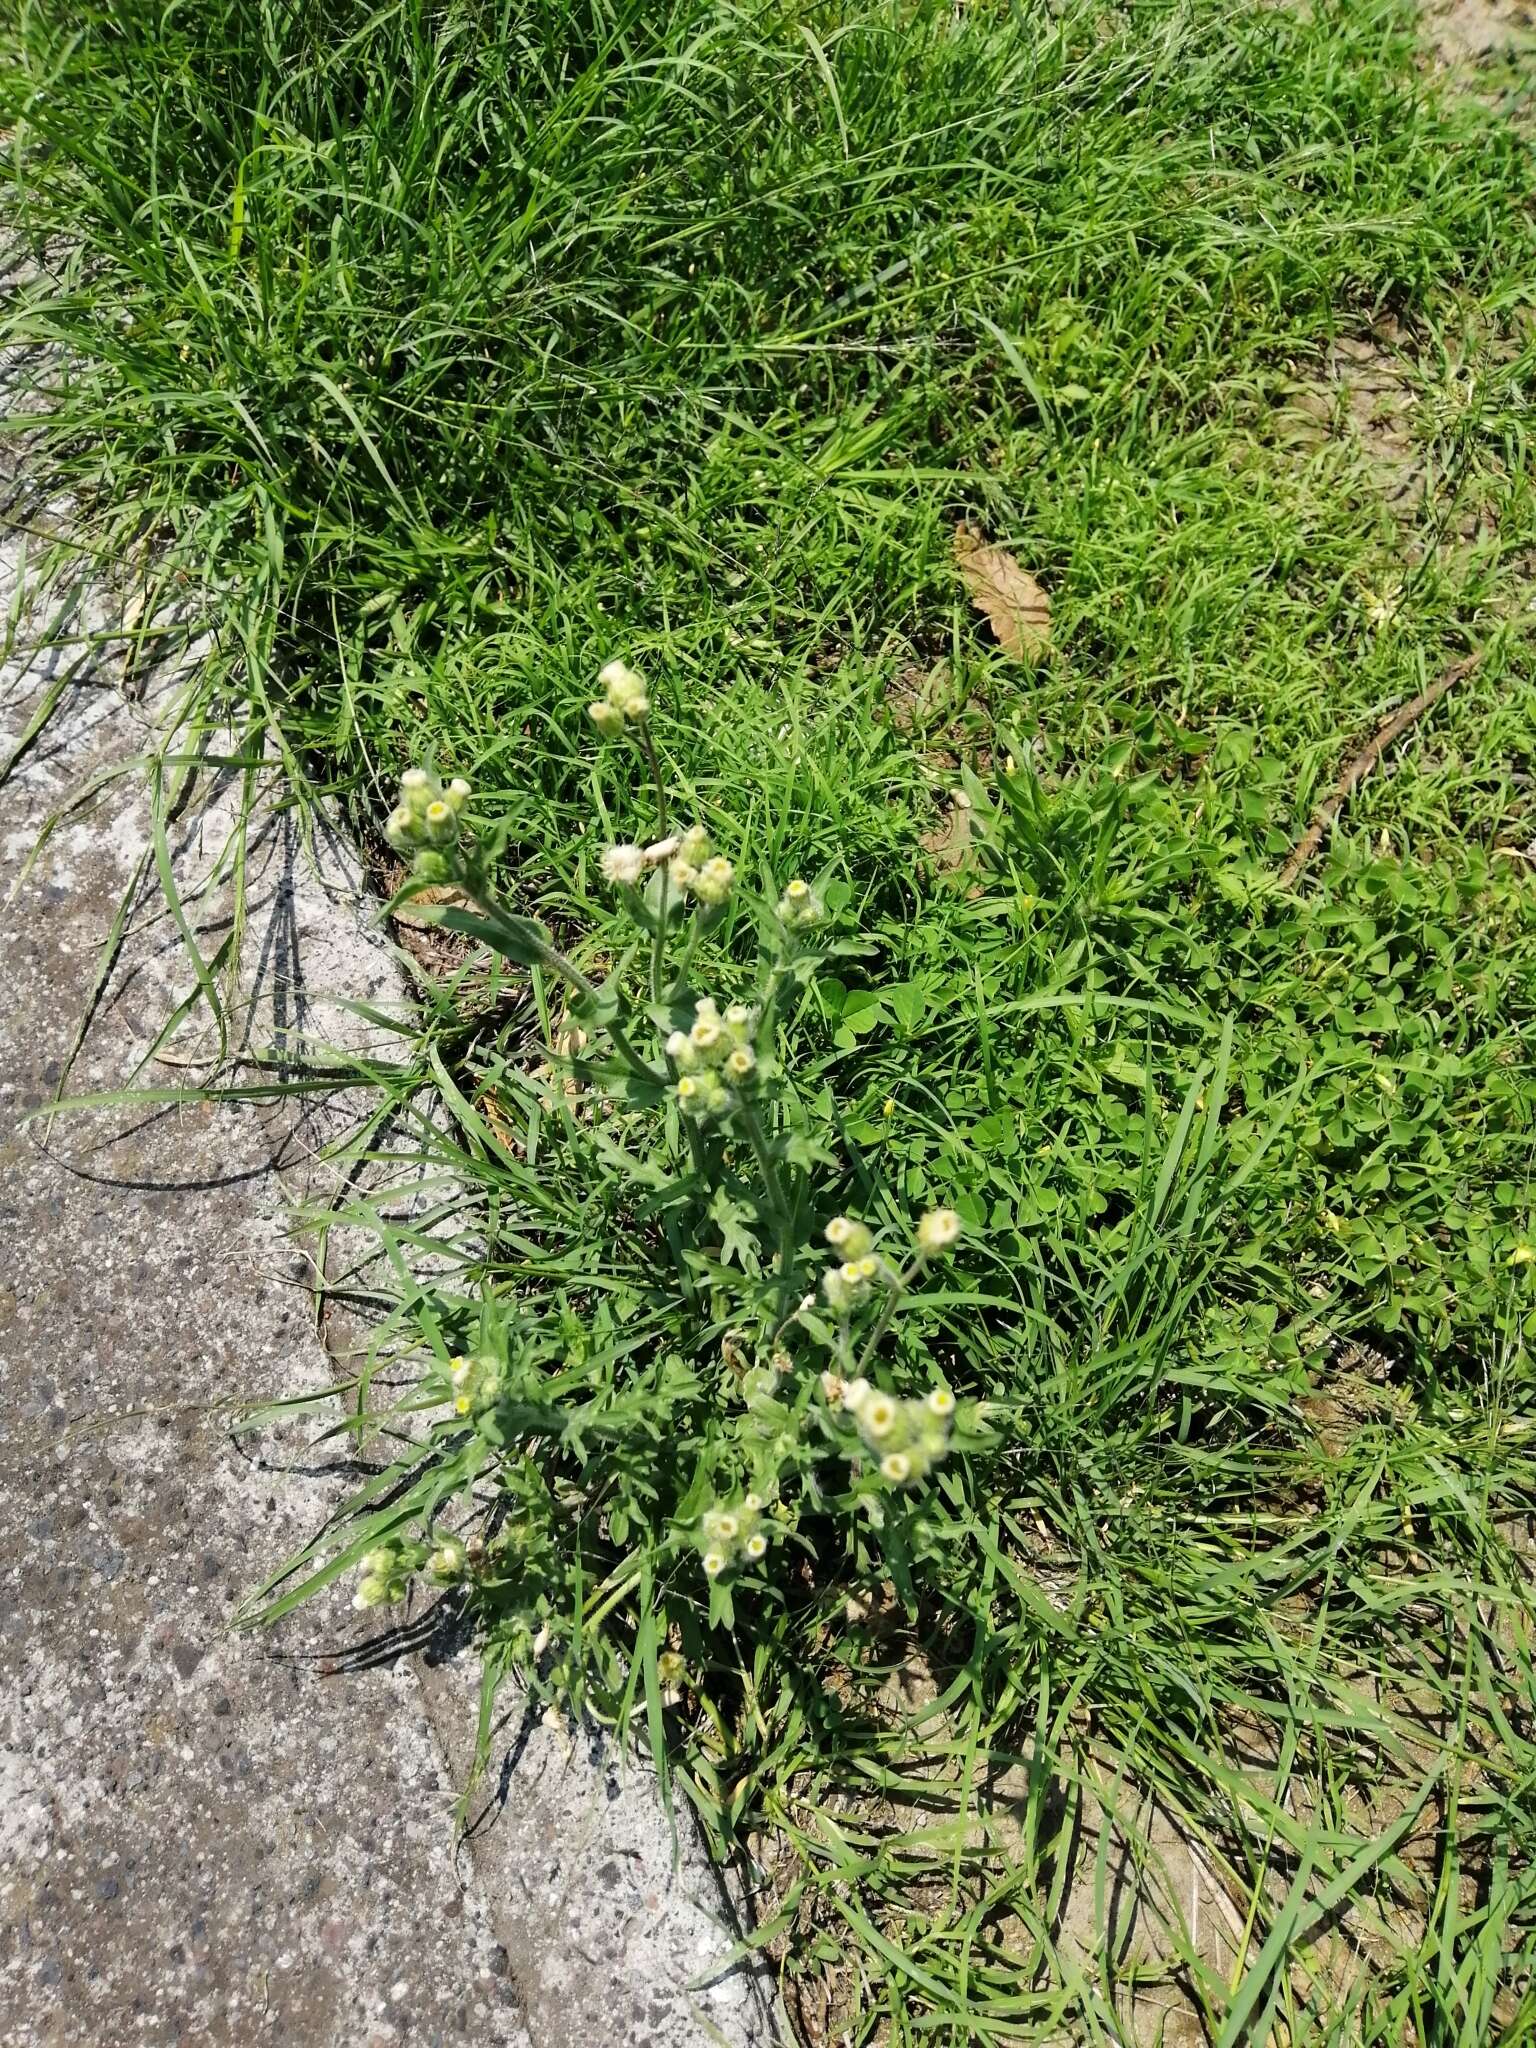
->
[1511, 1244, 1536, 1267]
[702, 1551, 727, 1579]
[744, 1533, 768, 1561]
[454, 1395, 472, 1416]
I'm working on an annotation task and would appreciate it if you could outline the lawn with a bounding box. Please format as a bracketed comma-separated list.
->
[4, 0, 1536, 2039]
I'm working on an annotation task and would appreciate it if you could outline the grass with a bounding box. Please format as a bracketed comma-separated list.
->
[4, 0, 1536, 2040]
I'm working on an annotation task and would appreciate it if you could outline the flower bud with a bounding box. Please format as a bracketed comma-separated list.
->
[724, 1045, 756, 1082]
[446, 777, 472, 810]
[588, 699, 625, 738]
[352, 1573, 393, 1610]
[384, 805, 418, 852]
[824, 1215, 873, 1260]
[677, 824, 711, 865]
[599, 659, 649, 721]
[778, 877, 824, 928]
[859, 1393, 898, 1441]
[692, 856, 734, 907]
[423, 798, 458, 846]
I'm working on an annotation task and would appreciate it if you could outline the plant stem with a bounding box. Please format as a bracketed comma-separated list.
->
[853, 1253, 926, 1381]
[651, 864, 670, 1008]
[636, 724, 672, 1004]
[738, 1094, 795, 1309]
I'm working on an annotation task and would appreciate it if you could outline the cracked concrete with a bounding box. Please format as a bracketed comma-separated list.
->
[0, 516, 779, 2044]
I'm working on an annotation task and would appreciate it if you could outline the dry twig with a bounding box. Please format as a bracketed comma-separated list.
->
[1277, 650, 1482, 889]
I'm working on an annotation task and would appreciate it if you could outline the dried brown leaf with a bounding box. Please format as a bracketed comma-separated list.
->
[953, 522, 1051, 662]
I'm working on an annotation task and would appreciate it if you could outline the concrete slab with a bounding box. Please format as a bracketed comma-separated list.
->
[0, 528, 780, 2045]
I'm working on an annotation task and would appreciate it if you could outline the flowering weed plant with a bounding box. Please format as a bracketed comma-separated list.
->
[260, 663, 997, 1730]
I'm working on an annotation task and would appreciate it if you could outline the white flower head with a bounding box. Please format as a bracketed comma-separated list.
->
[588, 698, 625, 738]
[745, 1533, 768, 1561]
[861, 1394, 897, 1440]
[601, 842, 646, 887]
[917, 1208, 963, 1255]
[725, 1045, 756, 1081]
[926, 1386, 956, 1419]
[824, 1215, 872, 1259]
[702, 1550, 727, 1579]
[422, 798, 458, 846]
[843, 1376, 871, 1413]
[880, 1451, 913, 1485]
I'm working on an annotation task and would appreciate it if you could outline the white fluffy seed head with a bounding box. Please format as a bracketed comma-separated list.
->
[917, 1208, 963, 1254]
[601, 842, 646, 887]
